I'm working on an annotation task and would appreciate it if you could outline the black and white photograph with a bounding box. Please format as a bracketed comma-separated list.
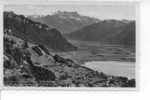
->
[3, 2, 137, 88]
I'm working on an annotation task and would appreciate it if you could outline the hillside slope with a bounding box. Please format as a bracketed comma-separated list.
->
[66, 20, 135, 48]
[4, 32, 135, 87]
[4, 11, 76, 51]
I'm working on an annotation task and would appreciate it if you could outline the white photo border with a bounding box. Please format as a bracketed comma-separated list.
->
[0, 0, 140, 91]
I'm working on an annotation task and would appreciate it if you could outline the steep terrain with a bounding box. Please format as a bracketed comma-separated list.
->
[66, 20, 135, 48]
[4, 11, 76, 51]
[4, 29, 135, 87]
[28, 11, 99, 34]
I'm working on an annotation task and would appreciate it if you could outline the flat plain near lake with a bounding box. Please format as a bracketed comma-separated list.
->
[58, 39, 135, 79]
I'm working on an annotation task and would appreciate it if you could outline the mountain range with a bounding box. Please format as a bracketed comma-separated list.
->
[28, 11, 135, 48]
[28, 11, 99, 34]
[66, 20, 135, 48]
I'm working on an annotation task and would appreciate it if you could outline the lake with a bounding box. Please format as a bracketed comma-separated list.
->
[83, 61, 135, 79]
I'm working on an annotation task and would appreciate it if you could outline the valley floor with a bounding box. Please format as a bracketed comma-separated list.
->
[57, 39, 135, 64]
[57, 39, 136, 79]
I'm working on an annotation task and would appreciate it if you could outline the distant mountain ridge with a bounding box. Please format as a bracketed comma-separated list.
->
[66, 20, 135, 48]
[28, 11, 100, 34]
[4, 11, 77, 51]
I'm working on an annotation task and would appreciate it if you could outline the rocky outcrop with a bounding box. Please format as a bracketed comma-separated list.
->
[26, 56, 56, 82]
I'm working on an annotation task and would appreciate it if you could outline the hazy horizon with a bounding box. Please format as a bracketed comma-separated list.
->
[4, 4, 136, 20]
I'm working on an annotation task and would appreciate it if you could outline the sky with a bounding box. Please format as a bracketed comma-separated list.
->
[4, 3, 136, 20]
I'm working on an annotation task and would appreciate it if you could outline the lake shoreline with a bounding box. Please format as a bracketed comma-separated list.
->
[83, 61, 135, 79]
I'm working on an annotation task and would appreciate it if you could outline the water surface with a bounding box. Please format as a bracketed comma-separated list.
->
[83, 61, 135, 79]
